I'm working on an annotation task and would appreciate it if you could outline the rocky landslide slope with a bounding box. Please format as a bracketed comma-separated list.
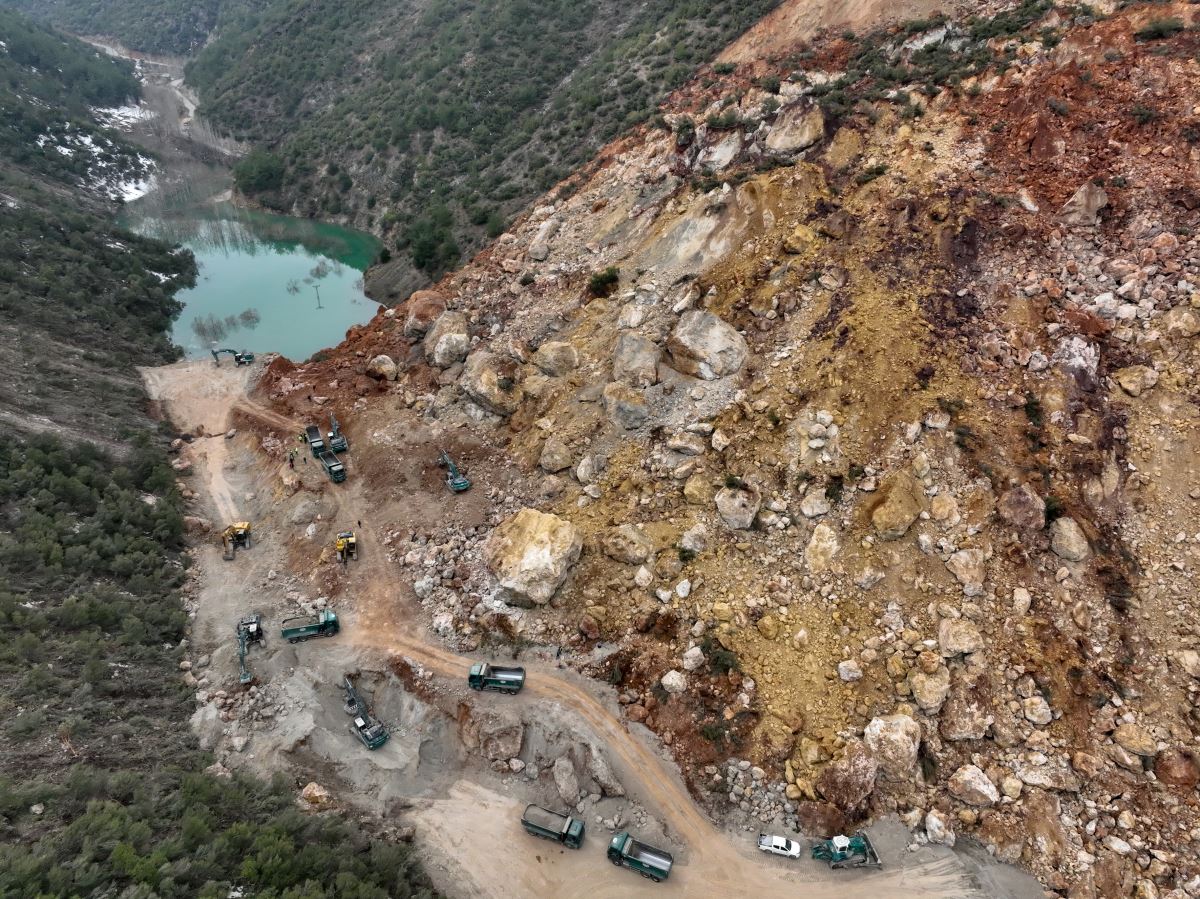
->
[261, 3, 1200, 896]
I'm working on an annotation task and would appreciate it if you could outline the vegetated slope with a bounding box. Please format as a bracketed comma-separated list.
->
[185, 0, 781, 293]
[0, 14, 442, 898]
[0, 0, 257, 55]
[273, 1, 1200, 895]
[0, 438, 440, 899]
[0, 10, 193, 443]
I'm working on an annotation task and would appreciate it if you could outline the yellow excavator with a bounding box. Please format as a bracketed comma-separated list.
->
[335, 531, 357, 565]
[222, 522, 252, 561]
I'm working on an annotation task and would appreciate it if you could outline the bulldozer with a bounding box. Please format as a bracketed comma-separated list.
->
[222, 522, 252, 561]
[437, 449, 471, 493]
[235, 614, 265, 685]
[811, 832, 882, 869]
[335, 531, 358, 565]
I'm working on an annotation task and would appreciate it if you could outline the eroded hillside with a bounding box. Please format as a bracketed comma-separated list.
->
[251, 3, 1200, 896]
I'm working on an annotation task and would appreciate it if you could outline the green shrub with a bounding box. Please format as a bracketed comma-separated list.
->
[233, 150, 286, 194]
[587, 266, 620, 297]
[1130, 104, 1158, 124]
[1134, 18, 1184, 41]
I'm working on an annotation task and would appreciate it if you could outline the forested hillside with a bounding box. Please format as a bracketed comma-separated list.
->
[0, 0, 259, 55]
[0, 438, 440, 899]
[189, 0, 781, 286]
[0, 10, 189, 442]
[5, 0, 782, 290]
[0, 15, 440, 897]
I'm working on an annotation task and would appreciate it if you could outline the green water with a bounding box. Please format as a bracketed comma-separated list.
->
[125, 184, 383, 361]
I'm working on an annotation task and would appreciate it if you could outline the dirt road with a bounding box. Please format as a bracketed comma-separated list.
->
[143, 359, 1035, 899]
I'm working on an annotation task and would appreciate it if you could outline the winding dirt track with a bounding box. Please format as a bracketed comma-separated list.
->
[138, 362, 997, 897]
[225, 392, 985, 899]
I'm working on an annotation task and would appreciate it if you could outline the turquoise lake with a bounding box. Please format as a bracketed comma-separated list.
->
[124, 177, 383, 362]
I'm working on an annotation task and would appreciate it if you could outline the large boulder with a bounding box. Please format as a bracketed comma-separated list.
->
[484, 508, 581, 605]
[404, 290, 447, 337]
[1059, 181, 1108, 227]
[366, 354, 398, 381]
[815, 740, 878, 812]
[602, 382, 649, 429]
[948, 764, 999, 806]
[938, 618, 983, 657]
[539, 436, 574, 473]
[1050, 516, 1090, 562]
[870, 471, 924, 539]
[804, 523, 840, 572]
[424, 311, 470, 367]
[532, 341, 579, 376]
[945, 549, 986, 596]
[795, 801, 848, 839]
[1112, 723, 1156, 757]
[612, 332, 661, 387]
[666, 310, 747, 380]
[863, 714, 921, 779]
[909, 652, 951, 712]
[996, 483, 1046, 529]
[460, 351, 524, 415]
[601, 524, 653, 564]
[1154, 748, 1199, 788]
[552, 756, 580, 806]
[764, 102, 825, 154]
[715, 485, 761, 530]
[458, 705, 524, 760]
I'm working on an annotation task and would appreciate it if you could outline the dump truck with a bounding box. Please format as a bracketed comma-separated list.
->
[812, 832, 882, 869]
[437, 449, 471, 492]
[304, 424, 326, 457]
[467, 663, 525, 694]
[281, 609, 339, 643]
[235, 614, 265, 684]
[222, 522, 252, 561]
[319, 451, 346, 483]
[342, 676, 388, 749]
[328, 413, 348, 453]
[607, 832, 673, 882]
[335, 531, 357, 564]
[521, 805, 585, 849]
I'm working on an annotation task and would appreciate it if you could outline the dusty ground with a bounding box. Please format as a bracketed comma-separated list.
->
[143, 357, 1041, 899]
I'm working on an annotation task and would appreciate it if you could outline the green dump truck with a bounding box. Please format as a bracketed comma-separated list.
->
[607, 832, 673, 882]
[304, 424, 326, 457]
[521, 805, 585, 849]
[281, 609, 339, 643]
[467, 663, 525, 694]
[319, 450, 346, 483]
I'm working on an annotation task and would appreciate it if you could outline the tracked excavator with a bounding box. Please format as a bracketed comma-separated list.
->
[328, 413, 348, 453]
[342, 676, 389, 749]
[222, 522, 252, 561]
[335, 531, 357, 565]
[437, 449, 471, 493]
[211, 348, 255, 367]
[235, 614, 265, 685]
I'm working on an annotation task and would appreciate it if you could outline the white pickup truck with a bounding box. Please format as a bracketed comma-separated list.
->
[758, 834, 803, 858]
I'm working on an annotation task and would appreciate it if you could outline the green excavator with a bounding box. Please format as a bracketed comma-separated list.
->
[212, 348, 255, 367]
[328, 413, 348, 453]
[437, 449, 471, 493]
[342, 676, 389, 749]
[235, 614, 265, 685]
